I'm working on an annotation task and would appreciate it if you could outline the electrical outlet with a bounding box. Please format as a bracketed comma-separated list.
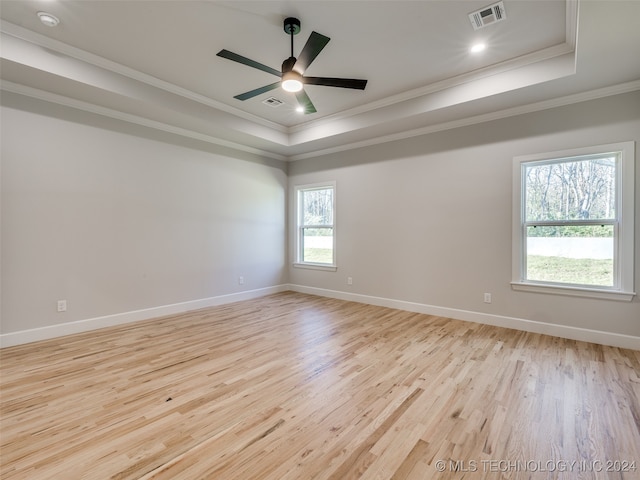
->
[347, 277, 353, 285]
[483, 293, 492, 304]
[238, 276, 244, 285]
[57, 300, 67, 312]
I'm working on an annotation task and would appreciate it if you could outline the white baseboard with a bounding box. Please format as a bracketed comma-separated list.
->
[288, 284, 640, 350]
[0, 285, 289, 348]
[3, 284, 638, 350]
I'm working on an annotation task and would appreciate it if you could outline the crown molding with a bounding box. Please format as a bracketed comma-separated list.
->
[0, 80, 288, 162]
[288, 80, 640, 162]
[1, 0, 579, 140]
[4, 1, 625, 164]
[566, 0, 579, 49]
[0, 19, 288, 135]
[290, 0, 580, 135]
[290, 43, 576, 137]
[5, 78, 635, 165]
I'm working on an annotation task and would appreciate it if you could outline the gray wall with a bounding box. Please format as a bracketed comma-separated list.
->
[2, 90, 639, 341]
[1, 93, 287, 334]
[289, 91, 640, 338]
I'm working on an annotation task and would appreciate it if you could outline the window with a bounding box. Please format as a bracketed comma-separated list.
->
[512, 142, 635, 301]
[294, 182, 336, 270]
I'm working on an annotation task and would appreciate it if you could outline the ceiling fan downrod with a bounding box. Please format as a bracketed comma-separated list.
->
[283, 17, 301, 70]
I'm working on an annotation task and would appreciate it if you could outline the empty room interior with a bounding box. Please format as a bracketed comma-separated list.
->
[1, 1, 639, 478]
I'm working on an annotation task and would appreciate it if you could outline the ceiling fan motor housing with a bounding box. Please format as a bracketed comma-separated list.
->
[284, 17, 301, 35]
[282, 56, 297, 74]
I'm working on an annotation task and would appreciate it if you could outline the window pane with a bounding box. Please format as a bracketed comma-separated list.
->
[526, 225, 614, 286]
[302, 227, 333, 264]
[525, 157, 616, 221]
[302, 188, 333, 226]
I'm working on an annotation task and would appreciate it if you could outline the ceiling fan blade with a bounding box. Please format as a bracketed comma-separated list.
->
[303, 77, 367, 90]
[217, 49, 282, 77]
[295, 89, 317, 114]
[234, 82, 281, 101]
[293, 31, 330, 74]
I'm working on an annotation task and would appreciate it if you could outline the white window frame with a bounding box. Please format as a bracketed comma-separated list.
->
[293, 182, 337, 271]
[511, 141, 635, 301]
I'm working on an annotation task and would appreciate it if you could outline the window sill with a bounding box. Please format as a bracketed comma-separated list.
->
[293, 262, 337, 272]
[511, 282, 635, 302]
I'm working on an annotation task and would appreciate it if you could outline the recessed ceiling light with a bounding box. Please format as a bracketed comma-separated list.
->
[37, 12, 60, 27]
[296, 106, 304, 113]
[471, 43, 486, 53]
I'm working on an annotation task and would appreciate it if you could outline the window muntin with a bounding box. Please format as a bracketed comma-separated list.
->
[296, 184, 335, 268]
[512, 142, 635, 300]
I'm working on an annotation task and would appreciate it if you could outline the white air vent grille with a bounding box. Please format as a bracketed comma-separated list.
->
[262, 97, 284, 107]
[469, 1, 506, 30]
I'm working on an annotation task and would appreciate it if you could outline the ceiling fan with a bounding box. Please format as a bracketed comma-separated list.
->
[217, 17, 368, 114]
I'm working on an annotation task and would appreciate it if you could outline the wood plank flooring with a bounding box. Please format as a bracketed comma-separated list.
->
[1, 292, 639, 479]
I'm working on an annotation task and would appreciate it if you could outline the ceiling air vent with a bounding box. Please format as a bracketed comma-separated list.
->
[262, 97, 284, 107]
[468, 1, 506, 30]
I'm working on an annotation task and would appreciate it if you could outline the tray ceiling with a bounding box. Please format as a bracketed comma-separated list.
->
[1, 1, 639, 160]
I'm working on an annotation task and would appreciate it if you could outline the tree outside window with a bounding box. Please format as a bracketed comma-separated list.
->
[512, 142, 635, 301]
[295, 183, 336, 268]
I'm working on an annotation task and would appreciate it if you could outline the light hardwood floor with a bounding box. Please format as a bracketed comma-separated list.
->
[1, 292, 639, 479]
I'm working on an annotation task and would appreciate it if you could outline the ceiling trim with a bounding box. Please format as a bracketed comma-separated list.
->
[565, 0, 579, 48]
[5, 80, 640, 161]
[287, 80, 640, 162]
[2, 24, 577, 152]
[282, 0, 579, 135]
[4, 0, 628, 164]
[0, 19, 288, 134]
[5, 78, 636, 164]
[287, 48, 578, 148]
[289, 42, 576, 137]
[1, 0, 578, 137]
[0, 80, 288, 162]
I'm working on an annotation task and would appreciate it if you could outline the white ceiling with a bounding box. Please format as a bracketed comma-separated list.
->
[1, 0, 639, 161]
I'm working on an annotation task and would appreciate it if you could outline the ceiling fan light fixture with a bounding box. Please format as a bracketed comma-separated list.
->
[281, 71, 303, 92]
